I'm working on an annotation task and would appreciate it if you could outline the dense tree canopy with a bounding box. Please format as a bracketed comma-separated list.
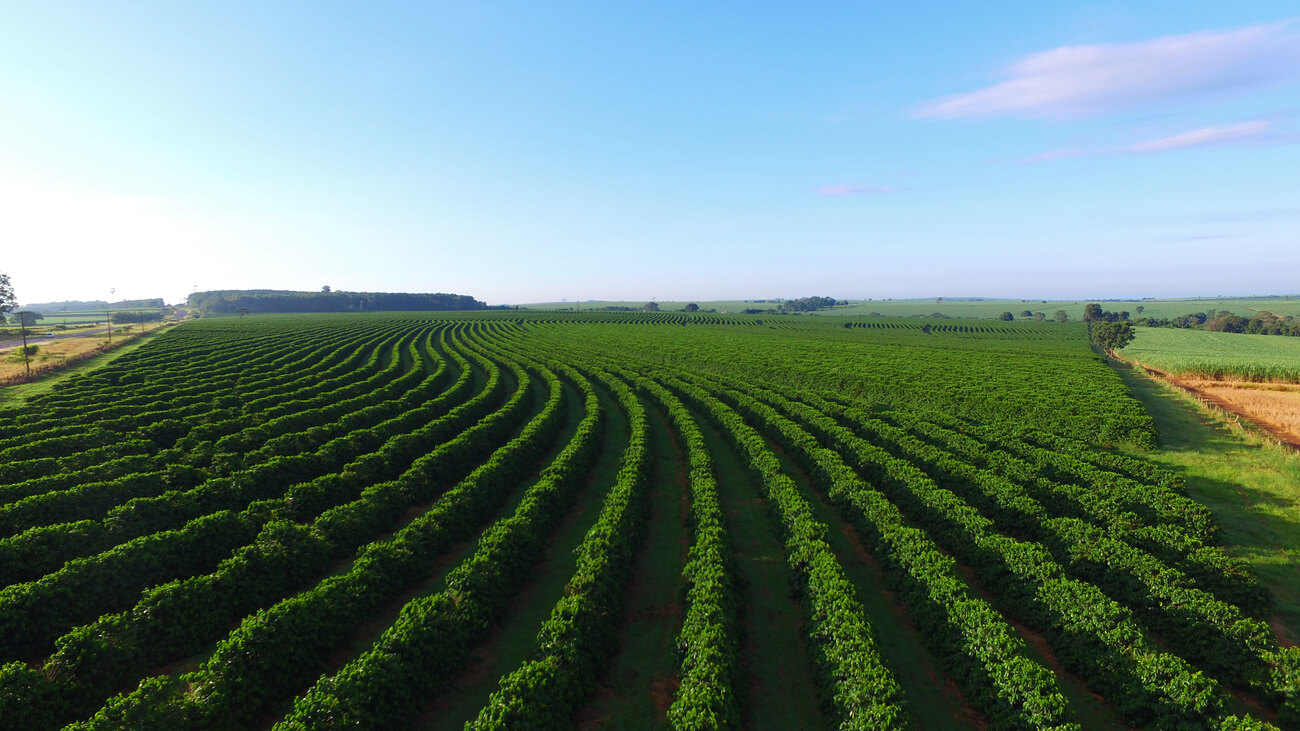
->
[111, 311, 164, 324]
[780, 296, 839, 312]
[1092, 320, 1136, 352]
[0, 273, 15, 325]
[1132, 309, 1298, 337]
[24, 298, 164, 313]
[187, 290, 489, 316]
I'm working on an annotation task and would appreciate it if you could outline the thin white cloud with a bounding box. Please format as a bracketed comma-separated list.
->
[1019, 147, 1089, 163]
[1022, 119, 1284, 161]
[816, 184, 897, 196]
[921, 21, 1300, 120]
[1127, 120, 1273, 152]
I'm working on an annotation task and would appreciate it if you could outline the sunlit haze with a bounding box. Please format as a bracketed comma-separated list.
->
[2, 3, 1298, 306]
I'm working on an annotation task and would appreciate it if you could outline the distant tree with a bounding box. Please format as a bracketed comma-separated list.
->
[112, 311, 163, 324]
[1054, 310, 1069, 323]
[683, 303, 699, 313]
[1034, 312, 1046, 322]
[1092, 320, 1136, 352]
[643, 301, 659, 312]
[1204, 314, 1248, 333]
[1171, 313, 1207, 328]
[13, 311, 43, 326]
[936, 297, 943, 306]
[1020, 310, 1033, 318]
[1083, 303, 1103, 322]
[0, 272, 15, 325]
[237, 307, 249, 318]
[1246, 312, 1286, 335]
[1135, 305, 1144, 314]
[781, 296, 838, 313]
[321, 285, 331, 293]
[998, 311, 1014, 321]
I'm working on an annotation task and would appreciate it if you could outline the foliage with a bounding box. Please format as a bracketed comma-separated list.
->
[186, 289, 489, 316]
[1134, 309, 1298, 337]
[0, 273, 15, 324]
[110, 311, 162, 324]
[781, 296, 839, 313]
[24, 299, 164, 314]
[0, 312, 1284, 729]
[1091, 320, 1136, 352]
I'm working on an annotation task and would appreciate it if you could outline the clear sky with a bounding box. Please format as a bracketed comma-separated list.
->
[2, 2, 1298, 306]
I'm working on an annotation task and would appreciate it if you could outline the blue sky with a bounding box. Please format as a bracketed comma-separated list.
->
[2, 2, 1298, 306]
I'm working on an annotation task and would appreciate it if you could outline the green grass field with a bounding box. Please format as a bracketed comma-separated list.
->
[1114, 364, 1300, 639]
[1120, 327, 1300, 382]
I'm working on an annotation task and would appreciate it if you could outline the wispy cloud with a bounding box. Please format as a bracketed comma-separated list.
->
[920, 21, 1300, 120]
[1019, 147, 1089, 163]
[1127, 120, 1274, 152]
[816, 184, 898, 196]
[1022, 119, 1285, 161]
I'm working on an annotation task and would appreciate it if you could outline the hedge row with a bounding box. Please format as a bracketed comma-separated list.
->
[274, 365, 607, 729]
[782, 395, 1233, 727]
[699, 375, 1074, 730]
[637, 377, 743, 730]
[666, 374, 909, 730]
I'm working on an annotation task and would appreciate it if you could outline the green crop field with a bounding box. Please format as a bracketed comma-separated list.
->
[1120, 327, 1300, 382]
[525, 295, 1300, 322]
[0, 312, 1295, 729]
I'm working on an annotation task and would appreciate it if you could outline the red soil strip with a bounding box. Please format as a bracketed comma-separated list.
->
[1131, 363, 1300, 452]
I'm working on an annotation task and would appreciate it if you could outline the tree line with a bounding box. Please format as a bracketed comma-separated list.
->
[1132, 309, 1299, 336]
[24, 298, 164, 313]
[187, 290, 491, 316]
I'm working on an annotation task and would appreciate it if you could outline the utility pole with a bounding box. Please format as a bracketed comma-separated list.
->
[107, 288, 114, 344]
[19, 314, 29, 377]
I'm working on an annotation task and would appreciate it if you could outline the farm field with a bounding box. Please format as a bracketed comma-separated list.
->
[1119, 328, 1300, 446]
[1120, 328, 1300, 383]
[0, 312, 1296, 729]
[1112, 365, 1300, 643]
[526, 296, 1300, 322]
[1, 323, 170, 387]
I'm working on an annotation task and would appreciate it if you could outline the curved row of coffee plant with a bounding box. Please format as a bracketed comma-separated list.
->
[0, 312, 1293, 729]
